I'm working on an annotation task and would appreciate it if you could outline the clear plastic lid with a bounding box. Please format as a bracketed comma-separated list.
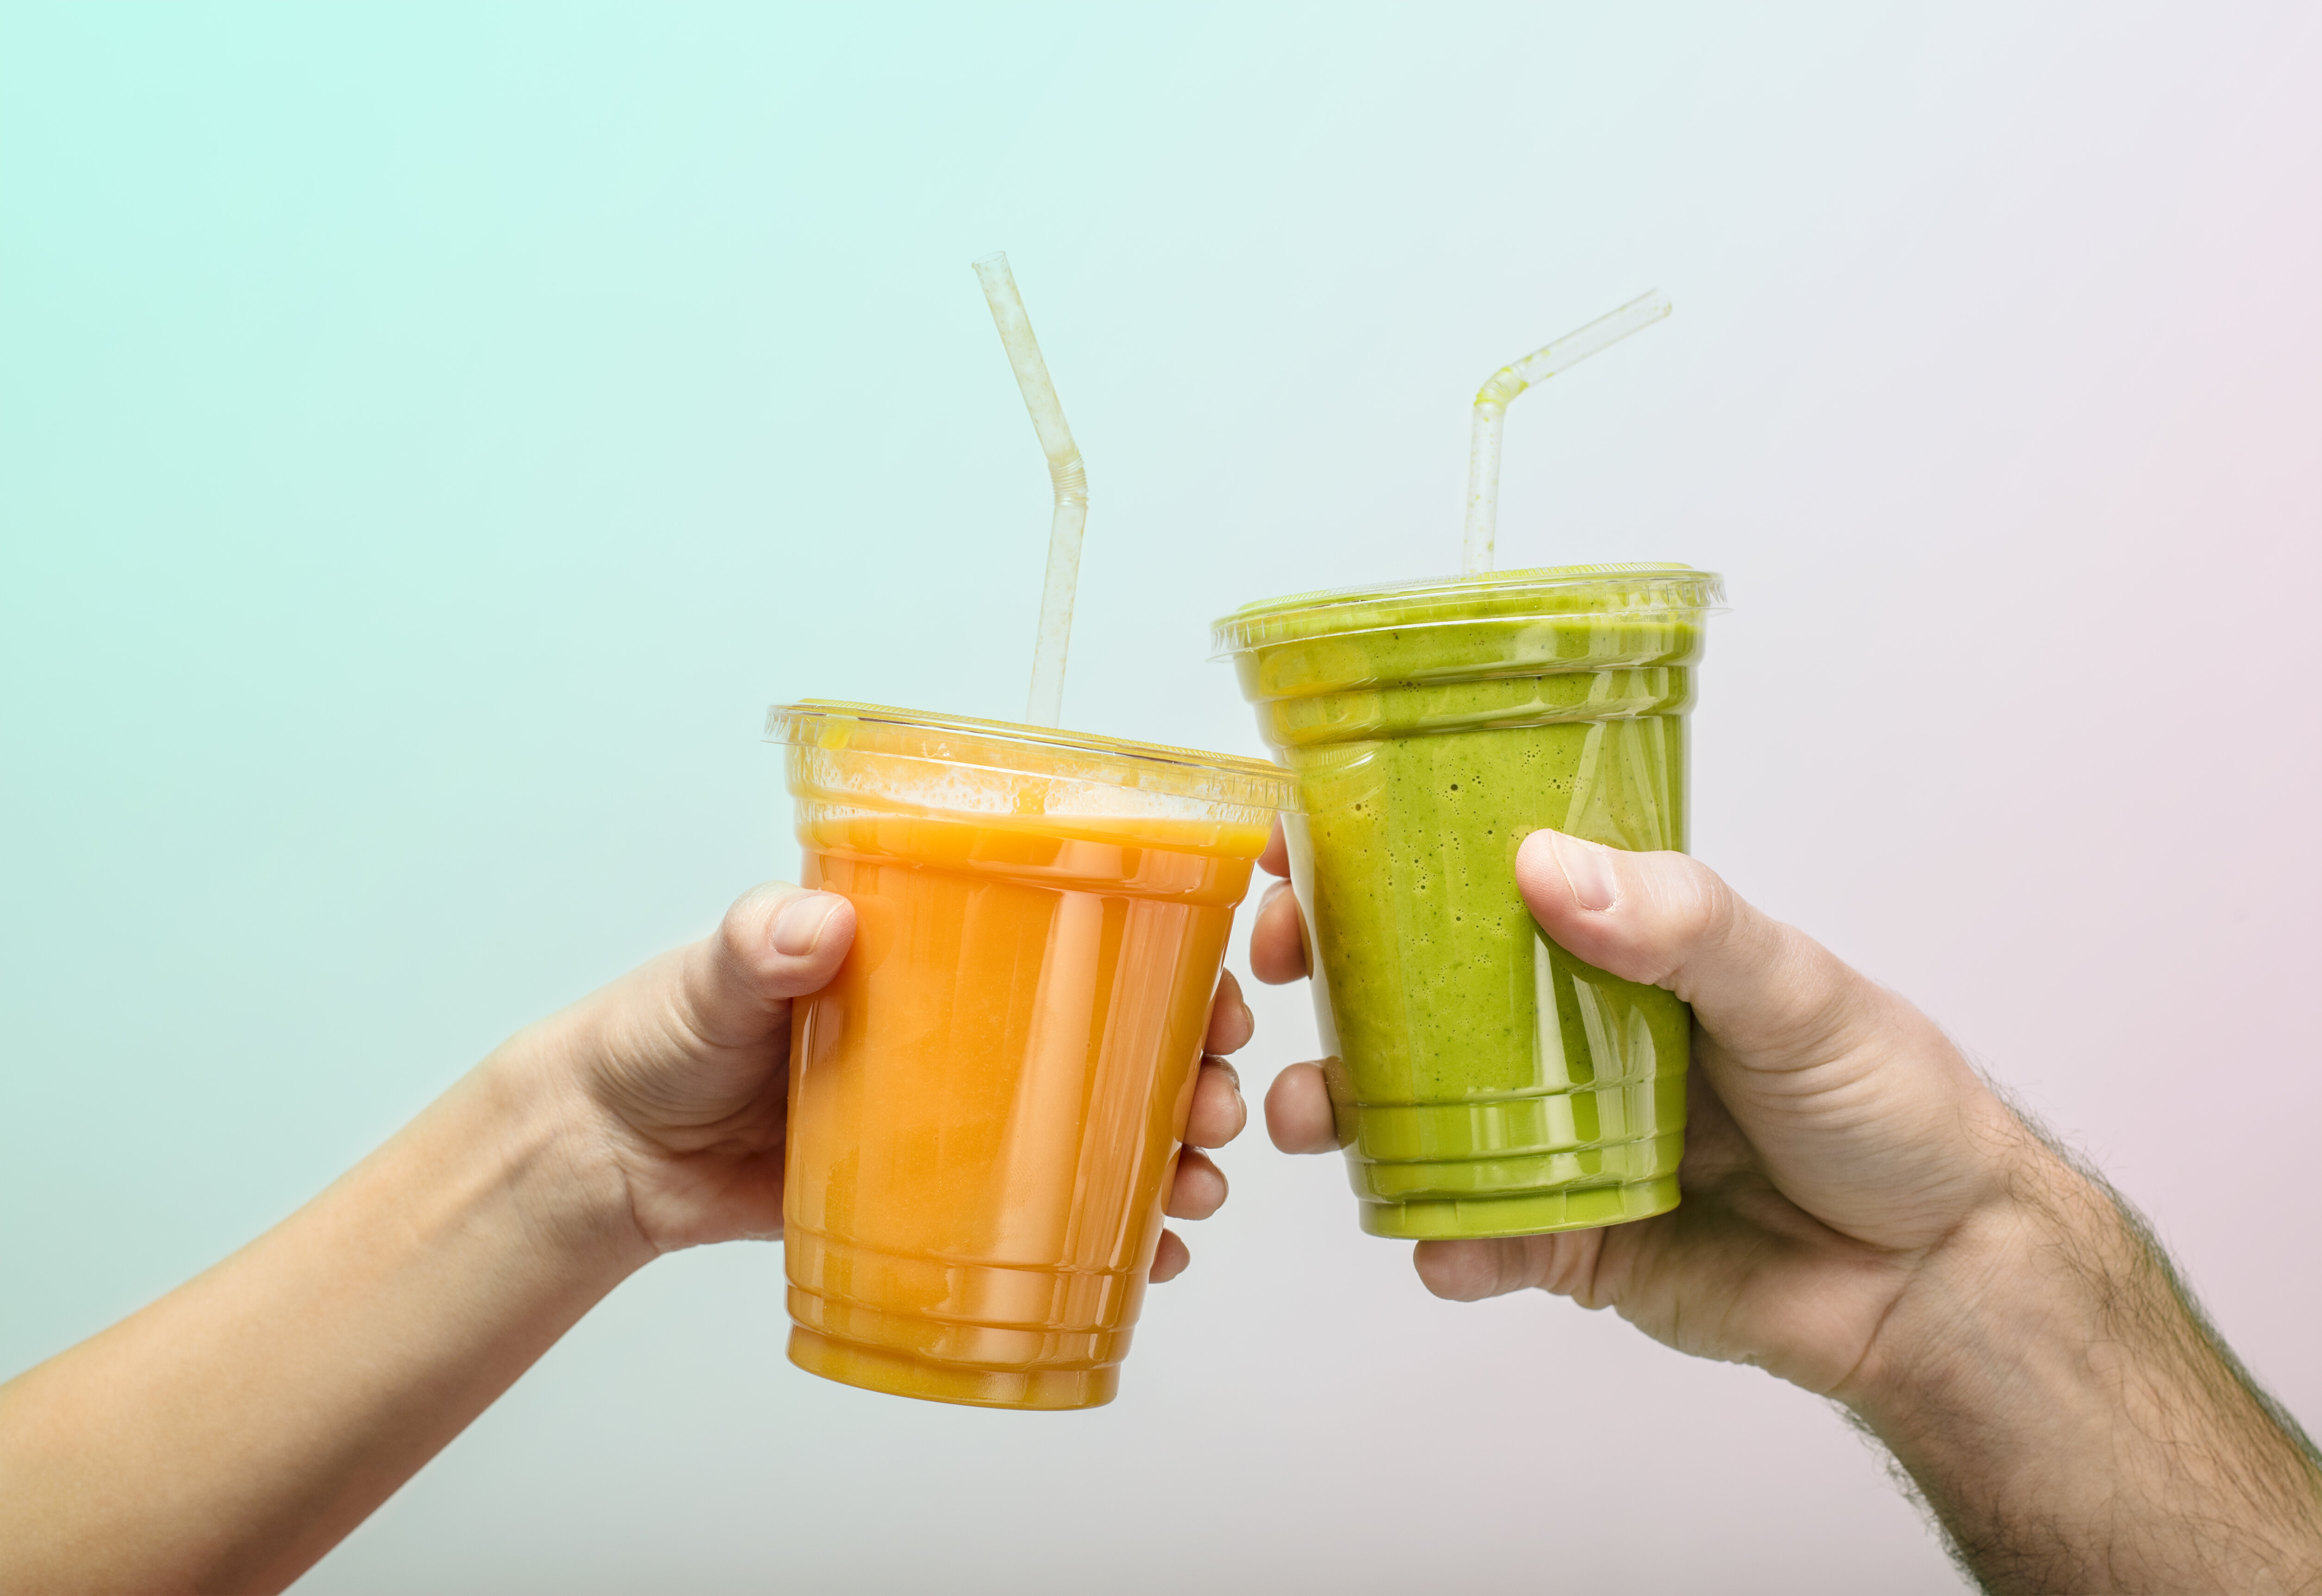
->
[764, 700, 1296, 813]
[1211, 563, 1727, 655]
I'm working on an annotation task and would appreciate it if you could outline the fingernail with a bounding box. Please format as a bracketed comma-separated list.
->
[1548, 831, 1618, 911]
[772, 893, 841, 956]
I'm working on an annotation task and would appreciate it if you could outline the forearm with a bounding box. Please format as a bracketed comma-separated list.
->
[1846, 1138, 2322, 1592]
[0, 1043, 649, 1595]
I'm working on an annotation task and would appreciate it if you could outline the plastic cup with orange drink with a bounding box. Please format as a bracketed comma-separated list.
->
[767, 258, 1292, 1408]
[768, 703, 1289, 1408]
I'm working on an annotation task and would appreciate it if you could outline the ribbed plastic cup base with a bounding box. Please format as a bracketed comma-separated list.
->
[1359, 1175, 1681, 1239]
[787, 1326, 1120, 1411]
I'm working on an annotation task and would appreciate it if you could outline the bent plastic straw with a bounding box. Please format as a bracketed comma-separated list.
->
[1462, 289, 1672, 576]
[973, 251, 1088, 728]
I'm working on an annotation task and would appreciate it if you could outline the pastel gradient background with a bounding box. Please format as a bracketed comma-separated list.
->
[4, 5, 2317, 1591]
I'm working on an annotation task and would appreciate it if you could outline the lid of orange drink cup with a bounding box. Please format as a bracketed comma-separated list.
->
[766, 700, 1296, 819]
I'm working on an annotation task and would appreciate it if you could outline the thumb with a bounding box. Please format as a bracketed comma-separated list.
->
[674, 882, 856, 1053]
[1512, 829, 1880, 1070]
[1511, 829, 2010, 1256]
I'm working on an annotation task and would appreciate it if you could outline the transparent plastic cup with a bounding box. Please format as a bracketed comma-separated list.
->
[765, 701, 1294, 1409]
[1213, 566, 1725, 1241]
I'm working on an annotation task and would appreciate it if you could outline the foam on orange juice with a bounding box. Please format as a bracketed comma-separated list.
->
[767, 703, 1291, 1410]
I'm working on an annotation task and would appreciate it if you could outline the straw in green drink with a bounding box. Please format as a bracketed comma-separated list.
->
[1462, 289, 1672, 575]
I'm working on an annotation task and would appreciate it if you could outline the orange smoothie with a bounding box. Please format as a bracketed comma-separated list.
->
[768, 703, 1290, 1410]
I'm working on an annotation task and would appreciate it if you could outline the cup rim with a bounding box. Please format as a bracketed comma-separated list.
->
[764, 699, 1298, 812]
[1210, 562, 1726, 657]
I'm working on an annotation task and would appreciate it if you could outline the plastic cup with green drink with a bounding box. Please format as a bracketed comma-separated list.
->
[1217, 295, 1724, 1240]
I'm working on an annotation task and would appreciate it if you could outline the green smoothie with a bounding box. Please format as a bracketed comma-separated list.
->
[1215, 565, 1723, 1239]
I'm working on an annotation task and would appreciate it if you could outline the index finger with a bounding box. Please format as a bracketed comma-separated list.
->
[1259, 818, 1289, 879]
[1203, 969, 1255, 1056]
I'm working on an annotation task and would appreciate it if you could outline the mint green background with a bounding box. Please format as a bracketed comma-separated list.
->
[4, 6, 2317, 1592]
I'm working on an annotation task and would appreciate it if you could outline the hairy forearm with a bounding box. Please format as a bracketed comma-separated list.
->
[1847, 1136, 2322, 1592]
[0, 1046, 648, 1595]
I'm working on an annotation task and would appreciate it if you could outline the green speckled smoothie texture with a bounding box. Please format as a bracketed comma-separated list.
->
[1227, 574, 1715, 1240]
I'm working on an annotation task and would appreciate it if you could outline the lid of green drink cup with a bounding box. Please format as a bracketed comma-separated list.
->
[1210, 562, 1726, 656]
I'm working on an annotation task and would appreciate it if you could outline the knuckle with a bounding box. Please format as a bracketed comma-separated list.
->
[1632, 854, 1739, 988]
[716, 900, 766, 971]
[1669, 856, 1738, 953]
